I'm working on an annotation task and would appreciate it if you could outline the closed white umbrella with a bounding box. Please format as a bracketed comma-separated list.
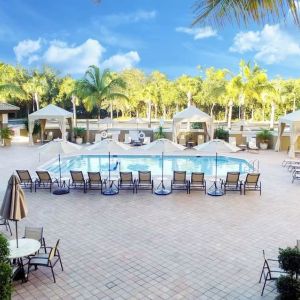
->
[98, 117, 115, 130]
[194, 139, 240, 196]
[141, 139, 186, 195]
[39, 139, 82, 195]
[87, 139, 130, 195]
[125, 117, 147, 130]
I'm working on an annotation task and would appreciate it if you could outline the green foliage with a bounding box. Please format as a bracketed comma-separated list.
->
[277, 276, 300, 300]
[191, 122, 203, 129]
[279, 247, 300, 277]
[154, 126, 166, 139]
[256, 129, 273, 143]
[0, 234, 12, 300]
[214, 127, 229, 141]
[74, 127, 86, 138]
[0, 128, 14, 140]
[24, 120, 41, 135]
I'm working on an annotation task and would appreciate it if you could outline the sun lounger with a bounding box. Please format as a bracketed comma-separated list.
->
[221, 172, 242, 194]
[118, 172, 136, 193]
[87, 172, 105, 192]
[16, 170, 35, 192]
[35, 171, 59, 192]
[189, 172, 206, 193]
[242, 173, 261, 195]
[171, 171, 189, 193]
[136, 171, 153, 193]
[70, 171, 87, 193]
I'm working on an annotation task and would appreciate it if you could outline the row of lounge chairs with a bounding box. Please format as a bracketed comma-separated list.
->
[16, 169, 261, 195]
[281, 159, 300, 183]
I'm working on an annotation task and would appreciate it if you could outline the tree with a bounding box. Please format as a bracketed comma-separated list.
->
[76, 65, 128, 120]
[192, 0, 300, 27]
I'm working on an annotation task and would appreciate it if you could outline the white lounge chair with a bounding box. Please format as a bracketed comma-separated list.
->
[229, 136, 237, 147]
[95, 133, 102, 143]
[143, 137, 151, 144]
[124, 134, 131, 144]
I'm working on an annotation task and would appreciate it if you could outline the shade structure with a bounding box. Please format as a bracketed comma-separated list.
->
[141, 139, 186, 195]
[275, 110, 300, 158]
[87, 139, 130, 195]
[28, 104, 73, 145]
[0, 175, 28, 247]
[172, 105, 214, 142]
[125, 117, 147, 129]
[39, 139, 81, 195]
[194, 139, 240, 196]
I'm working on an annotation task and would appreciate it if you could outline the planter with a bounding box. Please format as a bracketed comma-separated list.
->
[76, 137, 83, 144]
[3, 139, 11, 146]
[259, 142, 268, 150]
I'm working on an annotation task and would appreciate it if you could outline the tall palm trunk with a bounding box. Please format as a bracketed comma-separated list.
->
[71, 94, 77, 127]
[154, 104, 158, 120]
[110, 100, 113, 119]
[224, 106, 228, 122]
[270, 102, 276, 130]
[34, 92, 39, 111]
[227, 101, 233, 130]
[210, 103, 215, 117]
[162, 105, 166, 120]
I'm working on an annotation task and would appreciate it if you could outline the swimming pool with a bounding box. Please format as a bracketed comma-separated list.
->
[45, 155, 253, 176]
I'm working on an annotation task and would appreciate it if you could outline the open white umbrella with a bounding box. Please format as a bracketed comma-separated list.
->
[125, 117, 147, 130]
[39, 139, 82, 195]
[194, 139, 240, 196]
[0, 175, 28, 247]
[87, 139, 130, 195]
[141, 139, 186, 195]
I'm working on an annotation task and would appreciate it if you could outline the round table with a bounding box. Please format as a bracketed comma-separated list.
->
[9, 238, 41, 259]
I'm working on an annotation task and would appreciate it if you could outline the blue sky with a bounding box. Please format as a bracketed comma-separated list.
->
[1, 0, 300, 79]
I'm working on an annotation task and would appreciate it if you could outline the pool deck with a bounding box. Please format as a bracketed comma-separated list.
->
[0, 143, 298, 299]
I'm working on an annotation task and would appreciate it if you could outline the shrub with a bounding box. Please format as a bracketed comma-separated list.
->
[214, 127, 229, 141]
[24, 119, 41, 135]
[73, 127, 86, 138]
[0, 234, 12, 300]
[191, 122, 203, 129]
[0, 128, 14, 140]
[277, 276, 300, 300]
[256, 128, 273, 143]
[154, 126, 166, 139]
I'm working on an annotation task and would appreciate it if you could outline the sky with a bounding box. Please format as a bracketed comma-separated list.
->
[1, 0, 300, 79]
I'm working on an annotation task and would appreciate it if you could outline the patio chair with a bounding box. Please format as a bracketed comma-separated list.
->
[118, 172, 136, 193]
[23, 226, 47, 253]
[229, 136, 237, 147]
[35, 171, 59, 192]
[70, 171, 87, 193]
[27, 239, 63, 283]
[124, 134, 131, 144]
[0, 217, 12, 235]
[220, 172, 242, 194]
[87, 172, 105, 192]
[247, 137, 259, 152]
[242, 173, 261, 195]
[292, 170, 300, 183]
[189, 172, 206, 194]
[136, 171, 153, 193]
[171, 171, 189, 194]
[16, 170, 35, 192]
[259, 250, 286, 296]
[143, 137, 151, 145]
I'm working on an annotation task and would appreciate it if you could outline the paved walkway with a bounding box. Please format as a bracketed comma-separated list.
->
[0, 144, 298, 299]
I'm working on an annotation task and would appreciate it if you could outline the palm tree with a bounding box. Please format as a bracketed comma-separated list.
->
[76, 65, 128, 120]
[193, 0, 300, 26]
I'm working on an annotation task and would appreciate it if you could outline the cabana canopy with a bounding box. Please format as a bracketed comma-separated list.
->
[28, 104, 73, 145]
[275, 110, 300, 157]
[172, 105, 213, 142]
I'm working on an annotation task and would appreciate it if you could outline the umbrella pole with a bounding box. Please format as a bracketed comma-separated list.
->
[161, 151, 164, 188]
[15, 221, 18, 248]
[103, 151, 118, 195]
[53, 153, 69, 195]
[59, 153, 62, 187]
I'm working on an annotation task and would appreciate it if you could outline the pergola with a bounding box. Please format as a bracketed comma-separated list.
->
[275, 110, 300, 158]
[28, 104, 73, 145]
[0, 102, 20, 128]
[172, 105, 213, 142]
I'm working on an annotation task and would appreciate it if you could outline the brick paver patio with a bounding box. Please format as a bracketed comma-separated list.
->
[0, 144, 299, 299]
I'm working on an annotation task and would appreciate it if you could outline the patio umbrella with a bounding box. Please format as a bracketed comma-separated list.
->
[125, 117, 146, 130]
[87, 139, 130, 195]
[193, 139, 240, 196]
[141, 139, 186, 195]
[98, 117, 115, 130]
[39, 139, 82, 195]
[0, 175, 28, 247]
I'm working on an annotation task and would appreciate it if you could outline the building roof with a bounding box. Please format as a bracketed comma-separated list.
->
[0, 102, 20, 113]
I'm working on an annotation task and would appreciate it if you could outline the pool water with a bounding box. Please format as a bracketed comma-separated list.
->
[45, 155, 253, 176]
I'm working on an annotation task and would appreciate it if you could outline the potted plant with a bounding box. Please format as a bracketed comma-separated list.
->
[0, 127, 14, 146]
[0, 234, 12, 300]
[256, 129, 273, 150]
[277, 247, 300, 299]
[154, 126, 166, 140]
[214, 127, 229, 142]
[74, 127, 86, 144]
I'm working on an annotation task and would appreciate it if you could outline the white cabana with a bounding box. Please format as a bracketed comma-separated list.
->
[172, 105, 213, 143]
[275, 110, 300, 158]
[28, 104, 73, 145]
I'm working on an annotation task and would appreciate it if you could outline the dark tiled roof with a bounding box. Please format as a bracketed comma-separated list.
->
[0, 102, 20, 112]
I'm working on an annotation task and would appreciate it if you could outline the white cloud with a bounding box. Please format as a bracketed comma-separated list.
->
[230, 24, 300, 64]
[13, 38, 141, 74]
[104, 10, 157, 26]
[102, 51, 140, 71]
[13, 38, 42, 62]
[176, 26, 217, 39]
[43, 39, 105, 73]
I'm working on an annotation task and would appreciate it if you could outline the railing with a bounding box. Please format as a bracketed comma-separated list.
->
[249, 159, 260, 172]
